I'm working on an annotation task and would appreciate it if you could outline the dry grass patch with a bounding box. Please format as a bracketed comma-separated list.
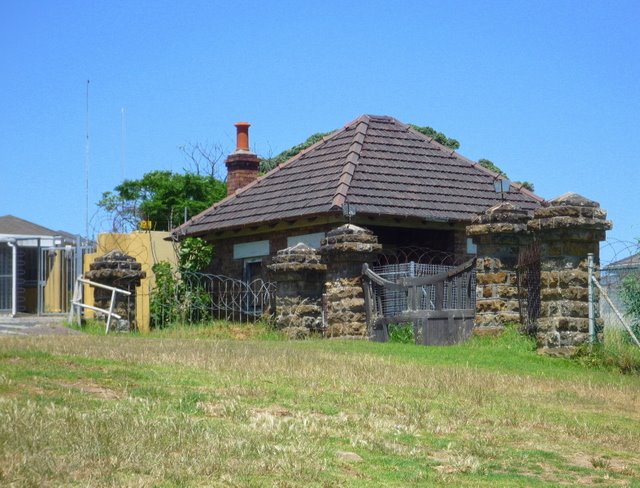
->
[0, 329, 639, 486]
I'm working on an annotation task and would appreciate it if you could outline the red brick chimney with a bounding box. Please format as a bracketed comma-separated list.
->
[225, 122, 260, 196]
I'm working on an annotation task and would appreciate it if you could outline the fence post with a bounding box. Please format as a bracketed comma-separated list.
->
[588, 253, 595, 344]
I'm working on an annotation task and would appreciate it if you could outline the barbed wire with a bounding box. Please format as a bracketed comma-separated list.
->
[600, 238, 639, 268]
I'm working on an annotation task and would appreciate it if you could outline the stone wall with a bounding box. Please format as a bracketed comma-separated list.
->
[320, 225, 382, 337]
[466, 203, 531, 329]
[265, 225, 382, 338]
[528, 193, 611, 352]
[267, 244, 326, 339]
[467, 193, 611, 352]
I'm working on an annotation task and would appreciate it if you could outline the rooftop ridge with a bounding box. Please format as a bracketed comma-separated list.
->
[331, 115, 370, 209]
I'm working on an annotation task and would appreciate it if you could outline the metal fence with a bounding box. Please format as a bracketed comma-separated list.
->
[516, 242, 541, 334]
[150, 271, 275, 327]
[370, 261, 476, 317]
[598, 240, 640, 330]
[588, 253, 640, 347]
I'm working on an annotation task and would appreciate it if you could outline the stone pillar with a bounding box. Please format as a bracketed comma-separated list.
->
[466, 203, 532, 330]
[319, 224, 382, 337]
[85, 250, 145, 331]
[528, 193, 612, 352]
[267, 243, 326, 338]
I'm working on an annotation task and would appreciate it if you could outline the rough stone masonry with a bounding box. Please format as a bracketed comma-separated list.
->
[467, 193, 611, 353]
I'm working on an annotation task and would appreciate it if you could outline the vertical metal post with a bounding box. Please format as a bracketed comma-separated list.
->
[588, 252, 595, 344]
[36, 238, 43, 315]
[8, 240, 17, 317]
[75, 236, 83, 303]
[106, 288, 116, 334]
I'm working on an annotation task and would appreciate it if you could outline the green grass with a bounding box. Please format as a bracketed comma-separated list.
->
[574, 327, 640, 374]
[69, 318, 286, 341]
[1, 324, 639, 487]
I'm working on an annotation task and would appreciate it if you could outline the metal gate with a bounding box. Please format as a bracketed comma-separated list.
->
[38, 241, 94, 315]
[362, 258, 476, 345]
[516, 241, 541, 334]
[38, 246, 75, 314]
[0, 244, 12, 311]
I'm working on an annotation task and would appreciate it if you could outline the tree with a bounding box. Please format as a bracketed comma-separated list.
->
[150, 237, 214, 327]
[478, 158, 535, 192]
[260, 132, 331, 173]
[478, 158, 507, 177]
[98, 170, 226, 232]
[408, 124, 460, 150]
[179, 141, 224, 179]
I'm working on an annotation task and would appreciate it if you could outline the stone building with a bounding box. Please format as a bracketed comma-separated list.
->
[171, 116, 611, 351]
[172, 115, 541, 282]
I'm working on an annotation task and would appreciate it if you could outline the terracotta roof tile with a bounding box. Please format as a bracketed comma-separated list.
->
[174, 115, 542, 238]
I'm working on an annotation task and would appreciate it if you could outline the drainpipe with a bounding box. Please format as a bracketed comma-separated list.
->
[7, 240, 17, 317]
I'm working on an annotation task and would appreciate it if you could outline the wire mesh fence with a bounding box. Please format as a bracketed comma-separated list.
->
[596, 239, 640, 342]
[370, 261, 476, 317]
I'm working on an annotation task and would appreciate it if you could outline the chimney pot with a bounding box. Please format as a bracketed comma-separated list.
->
[234, 122, 251, 152]
[225, 121, 260, 196]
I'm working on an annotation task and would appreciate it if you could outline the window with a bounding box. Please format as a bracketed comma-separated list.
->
[243, 257, 263, 283]
[233, 240, 270, 286]
[233, 240, 269, 259]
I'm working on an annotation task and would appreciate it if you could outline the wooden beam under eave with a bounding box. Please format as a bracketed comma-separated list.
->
[197, 214, 469, 243]
[199, 214, 344, 242]
[354, 215, 467, 232]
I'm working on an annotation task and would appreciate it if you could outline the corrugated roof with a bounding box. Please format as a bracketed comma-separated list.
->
[175, 115, 543, 238]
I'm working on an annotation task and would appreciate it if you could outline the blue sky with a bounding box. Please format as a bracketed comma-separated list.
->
[1, 0, 638, 257]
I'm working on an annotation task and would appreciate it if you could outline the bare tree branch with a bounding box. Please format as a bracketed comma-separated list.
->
[179, 141, 225, 179]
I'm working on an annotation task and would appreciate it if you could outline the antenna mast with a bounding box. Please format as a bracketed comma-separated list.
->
[120, 107, 126, 179]
[84, 80, 90, 238]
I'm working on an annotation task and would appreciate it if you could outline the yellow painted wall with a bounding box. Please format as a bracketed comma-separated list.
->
[43, 251, 69, 313]
[83, 231, 178, 332]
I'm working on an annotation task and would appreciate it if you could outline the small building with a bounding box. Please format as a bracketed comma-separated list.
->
[172, 115, 542, 279]
[0, 215, 84, 316]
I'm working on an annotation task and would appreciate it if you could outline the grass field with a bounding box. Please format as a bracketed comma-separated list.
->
[0, 323, 639, 487]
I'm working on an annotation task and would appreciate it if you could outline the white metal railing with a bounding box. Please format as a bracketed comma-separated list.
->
[68, 276, 132, 334]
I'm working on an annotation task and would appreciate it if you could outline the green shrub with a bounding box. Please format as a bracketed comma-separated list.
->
[388, 322, 415, 344]
[150, 237, 214, 328]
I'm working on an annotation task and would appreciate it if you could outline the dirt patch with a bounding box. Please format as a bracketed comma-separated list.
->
[569, 452, 638, 481]
[57, 380, 121, 400]
[250, 405, 294, 418]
